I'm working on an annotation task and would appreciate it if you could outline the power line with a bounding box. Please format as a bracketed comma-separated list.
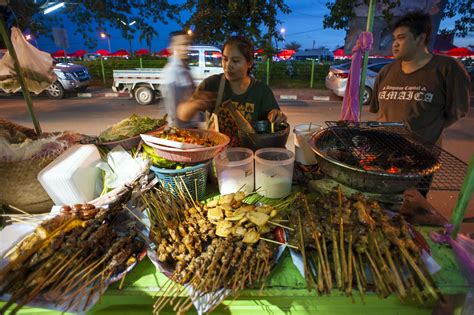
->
[286, 27, 325, 36]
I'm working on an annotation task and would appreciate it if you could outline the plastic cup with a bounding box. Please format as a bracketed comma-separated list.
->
[255, 147, 294, 199]
[214, 147, 254, 195]
[293, 124, 321, 165]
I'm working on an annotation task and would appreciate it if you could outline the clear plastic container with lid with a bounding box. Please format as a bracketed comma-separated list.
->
[214, 147, 254, 195]
[255, 147, 294, 199]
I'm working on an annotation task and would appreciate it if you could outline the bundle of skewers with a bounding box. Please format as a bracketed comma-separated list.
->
[0, 202, 146, 314]
[290, 187, 441, 304]
[142, 184, 294, 314]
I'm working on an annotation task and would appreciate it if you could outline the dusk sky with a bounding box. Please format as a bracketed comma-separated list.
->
[34, 0, 473, 54]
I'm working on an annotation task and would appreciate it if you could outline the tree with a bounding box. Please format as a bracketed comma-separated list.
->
[181, 0, 291, 45]
[0, 1, 179, 49]
[322, 0, 473, 38]
[285, 41, 301, 51]
[138, 25, 158, 54]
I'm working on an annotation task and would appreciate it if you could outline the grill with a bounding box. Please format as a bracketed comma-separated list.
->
[309, 121, 467, 194]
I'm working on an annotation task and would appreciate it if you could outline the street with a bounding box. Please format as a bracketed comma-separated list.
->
[1, 92, 473, 232]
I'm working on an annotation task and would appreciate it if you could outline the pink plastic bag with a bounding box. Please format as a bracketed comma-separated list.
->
[0, 27, 56, 94]
[430, 225, 474, 285]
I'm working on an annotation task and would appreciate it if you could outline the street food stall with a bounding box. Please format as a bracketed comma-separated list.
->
[0, 115, 472, 314]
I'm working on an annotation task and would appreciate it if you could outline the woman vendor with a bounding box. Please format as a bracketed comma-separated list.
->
[177, 35, 286, 146]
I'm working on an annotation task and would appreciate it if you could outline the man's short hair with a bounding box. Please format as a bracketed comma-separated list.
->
[169, 30, 188, 43]
[393, 11, 432, 45]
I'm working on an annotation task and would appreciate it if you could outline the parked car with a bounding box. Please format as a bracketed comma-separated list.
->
[46, 62, 91, 98]
[325, 60, 393, 105]
[112, 45, 223, 105]
[0, 56, 91, 99]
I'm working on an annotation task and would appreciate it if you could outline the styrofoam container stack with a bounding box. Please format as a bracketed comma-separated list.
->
[38, 144, 101, 205]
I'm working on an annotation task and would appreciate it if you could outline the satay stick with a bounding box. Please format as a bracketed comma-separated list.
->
[259, 237, 298, 249]
[7, 204, 33, 216]
[352, 254, 366, 304]
[268, 220, 294, 231]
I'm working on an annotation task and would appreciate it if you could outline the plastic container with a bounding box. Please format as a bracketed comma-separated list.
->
[38, 144, 101, 205]
[255, 148, 294, 199]
[150, 162, 209, 201]
[294, 124, 322, 165]
[214, 147, 254, 195]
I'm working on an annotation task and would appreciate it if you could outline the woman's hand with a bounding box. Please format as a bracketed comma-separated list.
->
[268, 109, 287, 125]
[177, 90, 217, 121]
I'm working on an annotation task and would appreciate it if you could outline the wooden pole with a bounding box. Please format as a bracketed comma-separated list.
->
[358, 0, 376, 120]
[0, 13, 42, 136]
[310, 58, 315, 88]
[450, 155, 474, 238]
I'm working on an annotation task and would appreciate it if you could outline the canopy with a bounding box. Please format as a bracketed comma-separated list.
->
[135, 48, 149, 56]
[51, 49, 67, 58]
[95, 49, 110, 56]
[333, 48, 352, 59]
[111, 49, 129, 57]
[277, 49, 296, 60]
[69, 49, 87, 58]
[445, 47, 474, 57]
[156, 48, 171, 57]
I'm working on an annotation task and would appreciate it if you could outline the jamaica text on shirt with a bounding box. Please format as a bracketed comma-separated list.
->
[378, 85, 434, 103]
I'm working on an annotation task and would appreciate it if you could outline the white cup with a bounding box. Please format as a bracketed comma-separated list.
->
[293, 124, 321, 165]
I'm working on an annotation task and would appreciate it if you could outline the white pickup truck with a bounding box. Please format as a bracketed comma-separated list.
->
[112, 45, 223, 105]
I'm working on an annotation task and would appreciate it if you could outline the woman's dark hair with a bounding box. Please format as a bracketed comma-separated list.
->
[393, 11, 432, 45]
[223, 35, 254, 73]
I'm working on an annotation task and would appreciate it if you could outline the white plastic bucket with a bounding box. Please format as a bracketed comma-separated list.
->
[293, 124, 321, 165]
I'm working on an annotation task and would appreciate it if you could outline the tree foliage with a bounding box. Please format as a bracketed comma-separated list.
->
[322, 0, 473, 38]
[285, 41, 301, 51]
[181, 0, 291, 46]
[1, 0, 179, 49]
[138, 25, 158, 54]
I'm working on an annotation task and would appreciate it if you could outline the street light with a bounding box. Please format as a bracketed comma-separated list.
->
[43, 2, 65, 15]
[187, 29, 193, 36]
[119, 20, 136, 55]
[25, 34, 39, 48]
[100, 32, 111, 52]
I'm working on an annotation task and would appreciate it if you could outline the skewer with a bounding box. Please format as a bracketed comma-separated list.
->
[268, 220, 294, 231]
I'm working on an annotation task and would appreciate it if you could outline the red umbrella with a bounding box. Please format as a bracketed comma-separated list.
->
[156, 48, 171, 57]
[445, 47, 474, 57]
[69, 49, 87, 58]
[135, 48, 149, 56]
[51, 50, 67, 57]
[111, 49, 129, 57]
[95, 49, 110, 56]
[277, 49, 296, 60]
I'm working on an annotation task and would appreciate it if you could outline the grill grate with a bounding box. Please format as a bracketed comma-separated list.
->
[324, 121, 468, 191]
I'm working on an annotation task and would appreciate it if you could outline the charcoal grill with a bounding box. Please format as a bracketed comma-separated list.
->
[309, 121, 468, 194]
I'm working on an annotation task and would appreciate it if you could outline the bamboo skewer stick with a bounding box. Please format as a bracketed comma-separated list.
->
[268, 220, 294, 231]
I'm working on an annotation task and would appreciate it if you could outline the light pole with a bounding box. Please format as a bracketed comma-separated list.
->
[100, 32, 111, 52]
[120, 20, 136, 55]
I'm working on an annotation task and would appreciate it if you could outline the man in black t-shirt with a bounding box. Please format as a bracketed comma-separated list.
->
[369, 11, 470, 145]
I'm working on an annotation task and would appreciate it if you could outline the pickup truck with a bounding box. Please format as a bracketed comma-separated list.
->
[112, 45, 224, 105]
[46, 62, 91, 98]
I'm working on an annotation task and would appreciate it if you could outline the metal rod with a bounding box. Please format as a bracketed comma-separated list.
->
[0, 13, 42, 136]
[358, 0, 376, 119]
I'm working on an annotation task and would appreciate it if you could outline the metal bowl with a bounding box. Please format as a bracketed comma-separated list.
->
[309, 128, 436, 194]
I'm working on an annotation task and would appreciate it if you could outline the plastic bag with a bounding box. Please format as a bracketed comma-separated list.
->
[0, 27, 56, 94]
